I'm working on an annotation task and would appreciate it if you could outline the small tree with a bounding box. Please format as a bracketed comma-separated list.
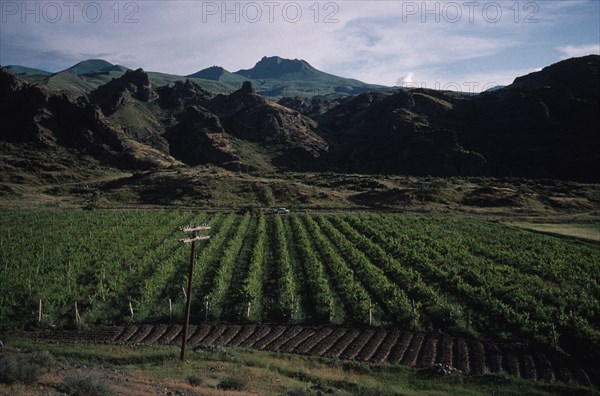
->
[257, 185, 275, 207]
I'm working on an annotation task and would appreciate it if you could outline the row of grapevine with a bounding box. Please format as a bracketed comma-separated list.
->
[315, 216, 413, 325]
[244, 214, 267, 321]
[289, 216, 333, 323]
[263, 215, 297, 322]
[336, 216, 464, 331]
[362, 214, 599, 355]
[0, 210, 194, 326]
[86, 211, 199, 322]
[190, 213, 238, 320]
[208, 213, 252, 319]
[301, 215, 370, 325]
[220, 216, 259, 320]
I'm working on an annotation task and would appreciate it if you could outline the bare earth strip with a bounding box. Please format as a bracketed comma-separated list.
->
[22, 323, 598, 386]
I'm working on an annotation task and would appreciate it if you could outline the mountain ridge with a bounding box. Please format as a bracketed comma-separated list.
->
[6, 56, 393, 98]
[1, 55, 598, 181]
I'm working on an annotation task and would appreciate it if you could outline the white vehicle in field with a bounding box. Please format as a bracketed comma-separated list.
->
[272, 207, 290, 214]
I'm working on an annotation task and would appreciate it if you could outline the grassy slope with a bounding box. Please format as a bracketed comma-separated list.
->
[509, 223, 600, 243]
[3, 339, 596, 396]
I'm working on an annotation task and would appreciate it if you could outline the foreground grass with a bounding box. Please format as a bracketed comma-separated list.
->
[2, 339, 597, 396]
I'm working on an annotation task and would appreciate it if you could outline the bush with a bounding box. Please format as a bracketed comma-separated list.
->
[60, 373, 114, 396]
[186, 375, 202, 386]
[0, 350, 55, 385]
[217, 376, 246, 391]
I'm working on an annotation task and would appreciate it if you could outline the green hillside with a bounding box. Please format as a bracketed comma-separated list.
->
[4, 65, 51, 77]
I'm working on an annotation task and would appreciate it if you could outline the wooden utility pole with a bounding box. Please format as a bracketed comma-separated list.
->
[179, 224, 210, 362]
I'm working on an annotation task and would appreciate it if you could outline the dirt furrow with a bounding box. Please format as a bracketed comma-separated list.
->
[400, 332, 424, 366]
[214, 325, 242, 346]
[143, 324, 169, 344]
[200, 324, 228, 345]
[226, 325, 256, 347]
[116, 325, 139, 342]
[240, 325, 272, 348]
[387, 331, 413, 364]
[263, 326, 303, 351]
[158, 325, 182, 344]
[369, 330, 400, 363]
[484, 341, 503, 373]
[534, 352, 555, 383]
[253, 326, 288, 350]
[520, 353, 537, 380]
[309, 328, 348, 357]
[172, 325, 197, 345]
[295, 328, 334, 355]
[187, 325, 213, 346]
[416, 334, 438, 368]
[453, 338, 470, 374]
[323, 329, 361, 358]
[129, 325, 155, 343]
[280, 328, 316, 353]
[340, 329, 376, 360]
[468, 339, 486, 375]
[19, 323, 598, 387]
[356, 330, 387, 362]
[436, 335, 453, 367]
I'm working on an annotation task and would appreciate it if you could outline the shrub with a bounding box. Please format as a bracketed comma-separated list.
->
[0, 350, 55, 385]
[186, 375, 202, 386]
[217, 376, 246, 391]
[60, 373, 114, 396]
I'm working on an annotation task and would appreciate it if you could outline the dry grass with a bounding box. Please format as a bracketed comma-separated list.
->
[509, 222, 600, 242]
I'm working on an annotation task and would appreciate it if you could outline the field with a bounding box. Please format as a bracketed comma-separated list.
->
[1, 209, 599, 390]
[509, 223, 600, 243]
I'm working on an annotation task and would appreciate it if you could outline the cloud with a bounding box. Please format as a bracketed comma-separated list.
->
[557, 44, 600, 58]
[396, 73, 414, 86]
[0, 0, 598, 89]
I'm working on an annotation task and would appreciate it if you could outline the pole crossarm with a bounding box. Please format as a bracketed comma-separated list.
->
[180, 236, 210, 243]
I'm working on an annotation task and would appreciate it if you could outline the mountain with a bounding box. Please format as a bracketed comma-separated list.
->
[510, 55, 599, 93]
[187, 66, 248, 87]
[4, 65, 51, 77]
[60, 59, 129, 75]
[236, 56, 314, 79]
[188, 56, 393, 98]
[8, 56, 394, 99]
[448, 55, 600, 180]
[234, 56, 392, 97]
[0, 55, 598, 181]
[0, 66, 177, 169]
[317, 90, 488, 176]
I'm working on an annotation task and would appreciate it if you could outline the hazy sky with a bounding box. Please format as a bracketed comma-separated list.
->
[1, 0, 599, 91]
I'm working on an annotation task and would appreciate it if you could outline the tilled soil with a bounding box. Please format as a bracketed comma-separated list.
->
[23, 324, 598, 387]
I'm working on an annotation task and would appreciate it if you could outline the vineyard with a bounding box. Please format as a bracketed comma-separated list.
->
[1, 210, 599, 368]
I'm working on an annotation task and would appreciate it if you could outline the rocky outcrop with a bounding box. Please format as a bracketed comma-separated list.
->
[88, 68, 158, 115]
[208, 82, 329, 170]
[164, 106, 242, 169]
[450, 55, 600, 181]
[0, 67, 177, 169]
[318, 90, 488, 176]
[277, 97, 346, 118]
[157, 79, 213, 111]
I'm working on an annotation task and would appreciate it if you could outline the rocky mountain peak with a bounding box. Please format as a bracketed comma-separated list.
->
[236, 56, 312, 79]
[88, 68, 158, 115]
[240, 81, 256, 94]
[157, 79, 213, 111]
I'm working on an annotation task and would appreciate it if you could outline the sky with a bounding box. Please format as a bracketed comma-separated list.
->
[1, 0, 599, 92]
